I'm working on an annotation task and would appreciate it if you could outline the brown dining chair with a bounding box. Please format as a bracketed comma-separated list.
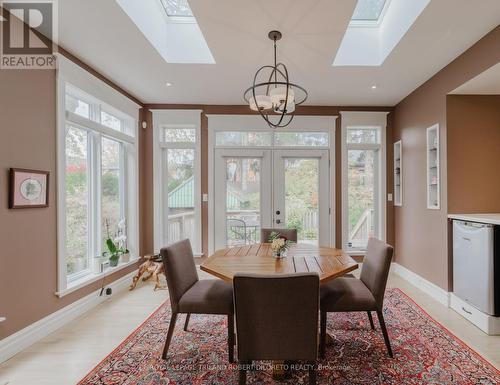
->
[260, 228, 298, 243]
[160, 239, 234, 362]
[233, 273, 319, 385]
[319, 238, 394, 358]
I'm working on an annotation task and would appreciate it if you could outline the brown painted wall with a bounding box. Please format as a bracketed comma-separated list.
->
[393, 26, 500, 290]
[141, 105, 395, 257]
[0, 68, 140, 339]
[447, 95, 500, 213]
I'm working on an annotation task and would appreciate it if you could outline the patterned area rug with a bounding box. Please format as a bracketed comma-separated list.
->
[79, 289, 499, 385]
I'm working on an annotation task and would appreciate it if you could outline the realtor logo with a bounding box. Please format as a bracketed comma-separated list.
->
[1, 0, 57, 69]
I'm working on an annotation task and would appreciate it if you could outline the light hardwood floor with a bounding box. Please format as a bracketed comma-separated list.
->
[0, 269, 499, 385]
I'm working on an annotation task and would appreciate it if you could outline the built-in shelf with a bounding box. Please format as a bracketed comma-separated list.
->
[394, 140, 402, 206]
[426, 124, 440, 210]
[0, 317, 6, 323]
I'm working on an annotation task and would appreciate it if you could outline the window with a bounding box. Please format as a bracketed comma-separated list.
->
[154, 115, 202, 255]
[59, 83, 138, 289]
[160, 0, 193, 17]
[65, 126, 89, 275]
[275, 132, 329, 147]
[341, 112, 387, 253]
[216, 131, 272, 147]
[351, 0, 388, 22]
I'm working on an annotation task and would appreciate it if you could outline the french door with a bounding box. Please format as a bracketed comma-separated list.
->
[214, 148, 330, 250]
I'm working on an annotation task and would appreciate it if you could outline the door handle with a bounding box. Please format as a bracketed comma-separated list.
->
[276, 219, 281, 224]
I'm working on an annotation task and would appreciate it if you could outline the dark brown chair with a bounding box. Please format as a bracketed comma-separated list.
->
[260, 228, 298, 243]
[319, 238, 394, 358]
[160, 239, 234, 362]
[233, 273, 319, 385]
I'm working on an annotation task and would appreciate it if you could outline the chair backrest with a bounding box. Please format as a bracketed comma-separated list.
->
[261, 228, 298, 243]
[233, 273, 319, 361]
[161, 239, 199, 313]
[360, 238, 394, 307]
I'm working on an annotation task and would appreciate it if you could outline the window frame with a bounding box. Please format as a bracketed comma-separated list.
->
[153, 112, 202, 256]
[341, 111, 387, 254]
[57, 79, 139, 296]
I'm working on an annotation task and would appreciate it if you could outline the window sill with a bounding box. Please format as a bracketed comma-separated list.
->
[55, 258, 140, 298]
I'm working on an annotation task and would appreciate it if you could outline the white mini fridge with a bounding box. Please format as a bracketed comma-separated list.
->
[453, 220, 498, 316]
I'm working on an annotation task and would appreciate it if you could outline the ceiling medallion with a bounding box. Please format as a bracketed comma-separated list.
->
[243, 30, 308, 129]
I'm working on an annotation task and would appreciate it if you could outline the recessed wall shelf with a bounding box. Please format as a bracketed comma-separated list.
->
[0, 317, 6, 322]
[426, 124, 440, 210]
[394, 140, 402, 206]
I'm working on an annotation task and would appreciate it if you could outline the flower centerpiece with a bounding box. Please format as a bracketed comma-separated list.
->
[268, 231, 294, 259]
[104, 219, 129, 267]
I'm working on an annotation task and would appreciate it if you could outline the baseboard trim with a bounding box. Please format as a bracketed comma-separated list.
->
[392, 263, 450, 307]
[0, 270, 136, 364]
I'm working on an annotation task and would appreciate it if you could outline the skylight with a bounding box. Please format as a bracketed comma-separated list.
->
[334, 0, 430, 66]
[117, 0, 215, 64]
[160, 0, 193, 17]
[351, 0, 388, 21]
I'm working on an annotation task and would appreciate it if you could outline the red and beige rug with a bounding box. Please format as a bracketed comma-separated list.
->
[79, 288, 499, 384]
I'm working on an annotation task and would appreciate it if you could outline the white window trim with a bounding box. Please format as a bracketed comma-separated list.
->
[152, 110, 203, 256]
[340, 111, 388, 255]
[56, 70, 139, 297]
[206, 114, 337, 255]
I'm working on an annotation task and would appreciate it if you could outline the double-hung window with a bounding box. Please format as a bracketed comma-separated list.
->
[341, 112, 387, 253]
[153, 110, 202, 255]
[58, 82, 139, 294]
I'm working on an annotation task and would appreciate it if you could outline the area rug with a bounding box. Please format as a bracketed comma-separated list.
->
[78, 288, 500, 384]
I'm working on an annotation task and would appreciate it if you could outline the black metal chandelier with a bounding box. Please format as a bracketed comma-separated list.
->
[243, 30, 308, 129]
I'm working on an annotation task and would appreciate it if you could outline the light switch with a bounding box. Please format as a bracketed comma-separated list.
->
[388, 193, 393, 202]
[202, 193, 208, 202]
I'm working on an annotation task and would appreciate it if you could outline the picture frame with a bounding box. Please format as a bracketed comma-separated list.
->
[9, 168, 49, 209]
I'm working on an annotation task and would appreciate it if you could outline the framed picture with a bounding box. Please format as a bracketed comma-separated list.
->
[9, 168, 49, 209]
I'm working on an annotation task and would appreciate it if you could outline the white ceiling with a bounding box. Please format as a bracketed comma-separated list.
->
[57, 0, 500, 106]
[451, 62, 500, 94]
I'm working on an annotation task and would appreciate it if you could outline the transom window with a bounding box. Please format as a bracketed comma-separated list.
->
[215, 130, 330, 148]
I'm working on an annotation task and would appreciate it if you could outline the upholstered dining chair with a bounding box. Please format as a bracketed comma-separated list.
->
[260, 228, 298, 243]
[319, 238, 394, 358]
[160, 239, 235, 362]
[233, 273, 319, 385]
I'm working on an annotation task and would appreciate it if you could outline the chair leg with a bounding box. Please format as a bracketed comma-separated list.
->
[162, 313, 178, 359]
[238, 361, 248, 385]
[376, 310, 393, 358]
[308, 361, 317, 385]
[184, 313, 191, 331]
[319, 311, 327, 359]
[228, 314, 235, 363]
[367, 311, 375, 330]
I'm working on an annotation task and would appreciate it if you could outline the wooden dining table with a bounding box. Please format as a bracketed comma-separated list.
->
[201, 242, 358, 283]
[201, 242, 358, 380]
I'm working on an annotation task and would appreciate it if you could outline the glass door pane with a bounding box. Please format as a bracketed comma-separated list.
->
[284, 158, 319, 245]
[273, 149, 330, 247]
[225, 158, 261, 247]
[347, 149, 379, 250]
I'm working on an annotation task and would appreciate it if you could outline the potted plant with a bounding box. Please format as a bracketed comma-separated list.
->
[104, 219, 129, 267]
[268, 231, 294, 259]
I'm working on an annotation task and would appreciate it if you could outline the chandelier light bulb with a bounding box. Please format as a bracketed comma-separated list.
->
[249, 95, 273, 111]
[270, 86, 295, 106]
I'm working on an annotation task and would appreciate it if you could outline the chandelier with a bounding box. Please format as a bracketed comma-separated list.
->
[243, 31, 308, 128]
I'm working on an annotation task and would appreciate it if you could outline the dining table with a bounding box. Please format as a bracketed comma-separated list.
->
[200, 242, 358, 380]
